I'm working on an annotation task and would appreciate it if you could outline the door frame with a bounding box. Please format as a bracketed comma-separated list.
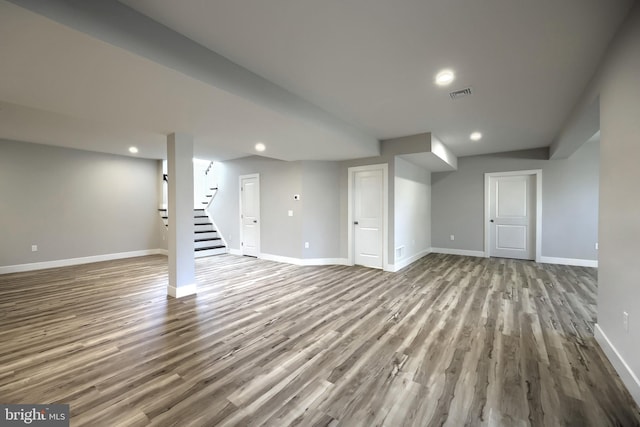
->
[239, 173, 260, 257]
[347, 163, 389, 270]
[484, 169, 542, 262]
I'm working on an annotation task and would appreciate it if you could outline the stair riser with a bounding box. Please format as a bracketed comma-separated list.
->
[195, 247, 227, 258]
[162, 223, 214, 231]
[195, 240, 222, 249]
[161, 210, 226, 256]
[195, 231, 219, 240]
[162, 210, 209, 215]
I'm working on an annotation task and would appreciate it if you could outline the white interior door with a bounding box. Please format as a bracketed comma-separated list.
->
[354, 169, 383, 269]
[489, 174, 535, 260]
[240, 174, 260, 257]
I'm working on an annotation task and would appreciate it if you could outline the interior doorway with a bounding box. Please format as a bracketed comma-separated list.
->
[239, 174, 260, 257]
[348, 164, 388, 269]
[484, 170, 541, 261]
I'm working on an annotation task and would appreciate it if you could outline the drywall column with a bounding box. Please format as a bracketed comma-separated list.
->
[596, 2, 640, 406]
[167, 133, 196, 298]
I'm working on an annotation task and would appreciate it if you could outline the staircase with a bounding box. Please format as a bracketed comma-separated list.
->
[159, 208, 226, 258]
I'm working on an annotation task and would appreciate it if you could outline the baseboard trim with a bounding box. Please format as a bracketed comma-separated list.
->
[259, 253, 350, 267]
[430, 247, 486, 258]
[167, 283, 197, 298]
[388, 249, 432, 272]
[0, 249, 167, 274]
[594, 324, 640, 407]
[539, 256, 598, 267]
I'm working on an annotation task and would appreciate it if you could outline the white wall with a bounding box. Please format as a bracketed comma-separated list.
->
[593, 1, 640, 406]
[192, 159, 210, 209]
[0, 140, 164, 270]
[394, 157, 431, 269]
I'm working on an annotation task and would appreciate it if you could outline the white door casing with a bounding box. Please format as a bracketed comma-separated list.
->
[240, 174, 260, 257]
[484, 170, 542, 261]
[348, 164, 388, 270]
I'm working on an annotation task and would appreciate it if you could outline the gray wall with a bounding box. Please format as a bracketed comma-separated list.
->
[0, 140, 164, 267]
[431, 142, 599, 260]
[211, 157, 341, 259]
[300, 161, 341, 259]
[211, 156, 302, 258]
[596, 1, 640, 402]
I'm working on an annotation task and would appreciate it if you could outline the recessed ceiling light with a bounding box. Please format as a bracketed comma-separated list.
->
[129, 146, 139, 154]
[255, 142, 266, 152]
[470, 132, 483, 141]
[435, 69, 455, 86]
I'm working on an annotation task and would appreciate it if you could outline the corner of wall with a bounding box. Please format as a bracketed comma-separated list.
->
[595, 324, 640, 407]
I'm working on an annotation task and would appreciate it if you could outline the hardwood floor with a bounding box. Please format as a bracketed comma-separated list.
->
[1, 254, 639, 426]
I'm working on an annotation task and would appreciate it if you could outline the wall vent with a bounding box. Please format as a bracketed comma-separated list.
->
[449, 87, 472, 99]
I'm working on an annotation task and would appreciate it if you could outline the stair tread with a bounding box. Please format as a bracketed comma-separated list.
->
[195, 237, 221, 242]
[195, 230, 217, 233]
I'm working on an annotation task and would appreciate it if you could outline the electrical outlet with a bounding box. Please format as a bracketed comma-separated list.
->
[304, 242, 310, 249]
[623, 311, 629, 333]
[450, 235, 455, 241]
[31, 245, 38, 252]
[288, 210, 294, 217]
[595, 242, 599, 250]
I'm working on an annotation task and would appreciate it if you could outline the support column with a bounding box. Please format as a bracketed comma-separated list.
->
[167, 133, 196, 298]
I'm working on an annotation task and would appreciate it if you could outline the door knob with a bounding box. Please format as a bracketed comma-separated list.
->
[253, 220, 258, 223]
[354, 221, 359, 225]
[490, 219, 494, 223]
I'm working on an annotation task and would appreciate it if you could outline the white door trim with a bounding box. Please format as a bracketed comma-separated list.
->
[239, 173, 260, 257]
[347, 163, 389, 270]
[484, 169, 542, 262]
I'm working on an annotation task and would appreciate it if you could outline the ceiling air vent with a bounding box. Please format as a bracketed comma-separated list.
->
[449, 87, 472, 99]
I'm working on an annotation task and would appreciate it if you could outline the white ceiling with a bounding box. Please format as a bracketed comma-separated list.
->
[0, 0, 378, 161]
[1, 0, 633, 161]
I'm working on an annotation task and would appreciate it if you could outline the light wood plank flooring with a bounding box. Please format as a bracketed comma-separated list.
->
[1, 254, 639, 426]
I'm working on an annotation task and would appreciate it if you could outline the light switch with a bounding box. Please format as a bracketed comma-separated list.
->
[288, 210, 293, 217]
